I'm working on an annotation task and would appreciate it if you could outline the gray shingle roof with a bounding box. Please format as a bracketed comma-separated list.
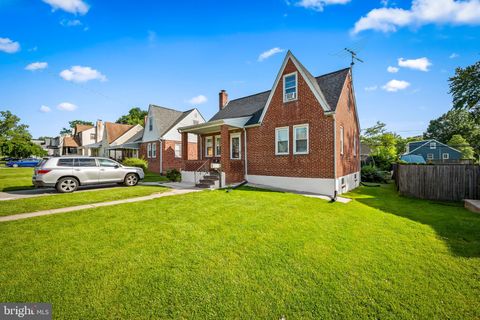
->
[150, 105, 193, 137]
[209, 67, 350, 125]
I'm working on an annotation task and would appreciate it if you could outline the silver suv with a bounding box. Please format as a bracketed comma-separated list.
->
[33, 157, 145, 193]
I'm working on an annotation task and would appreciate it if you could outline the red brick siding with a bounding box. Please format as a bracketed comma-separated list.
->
[140, 140, 198, 174]
[246, 59, 335, 179]
[140, 141, 160, 173]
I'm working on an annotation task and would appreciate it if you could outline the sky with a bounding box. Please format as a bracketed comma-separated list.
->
[0, 0, 479, 138]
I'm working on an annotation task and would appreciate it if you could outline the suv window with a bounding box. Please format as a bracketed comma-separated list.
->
[74, 158, 97, 167]
[57, 158, 74, 167]
[98, 159, 118, 167]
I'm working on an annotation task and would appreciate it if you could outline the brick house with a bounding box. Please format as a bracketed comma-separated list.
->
[140, 105, 205, 173]
[178, 51, 360, 197]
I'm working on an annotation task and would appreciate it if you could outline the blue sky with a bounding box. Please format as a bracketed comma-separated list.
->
[0, 0, 479, 138]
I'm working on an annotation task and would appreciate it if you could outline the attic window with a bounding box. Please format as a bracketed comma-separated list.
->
[283, 72, 297, 102]
[149, 118, 153, 131]
[430, 142, 436, 149]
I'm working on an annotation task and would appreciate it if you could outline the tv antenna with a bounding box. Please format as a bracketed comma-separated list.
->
[344, 48, 364, 67]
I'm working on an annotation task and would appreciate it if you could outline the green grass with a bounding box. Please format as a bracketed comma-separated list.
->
[143, 171, 169, 183]
[0, 185, 167, 217]
[0, 167, 34, 191]
[0, 185, 479, 319]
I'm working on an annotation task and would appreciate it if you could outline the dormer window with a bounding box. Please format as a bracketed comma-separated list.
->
[283, 72, 297, 102]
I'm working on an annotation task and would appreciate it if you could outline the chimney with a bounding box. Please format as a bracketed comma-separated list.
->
[144, 115, 148, 127]
[96, 119, 103, 143]
[219, 90, 228, 110]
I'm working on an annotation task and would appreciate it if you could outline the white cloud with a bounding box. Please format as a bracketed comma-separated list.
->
[42, 0, 89, 15]
[25, 62, 48, 71]
[60, 19, 82, 27]
[40, 105, 51, 113]
[60, 66, 107, 83]
[449, 52, 460, 58]
[0, 37, 20, 53]
[353, 0, 480, 34]
[295, 0, 351, 11]
[258, 47, 285, 62]
[382, 79, 411, 92]
[365, 85, 378, 91]
[188, 95, 208, 105]
[398, 57, 432, 71]
[57, 102, 77, 111]
[387, 66, 399, 73]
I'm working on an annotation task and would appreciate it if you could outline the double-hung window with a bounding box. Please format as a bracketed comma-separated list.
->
[152, 143, 157, 158]
[275, 127, 289, 155]
[174, 143, 181, 158]
[293, 124, 309, 154]
[283, 72, 297, 102]
[205, 136, 213, 157]
[230, 133, 241, 159]
[215, 135, 221, 157]
[443, 153, 449, 160]
[427, 153, 434, 160]
[147, 143, 152, 158]
[430, 142, 436, 149]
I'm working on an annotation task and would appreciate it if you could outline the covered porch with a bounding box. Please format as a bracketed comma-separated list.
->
[107, 141, 140, 162]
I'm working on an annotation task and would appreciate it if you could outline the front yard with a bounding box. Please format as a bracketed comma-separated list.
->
[0, 183, 478, 319]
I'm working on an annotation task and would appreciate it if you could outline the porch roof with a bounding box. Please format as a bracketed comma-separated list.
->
[107, 142, 140, 150]
[178, 116, 251, 134]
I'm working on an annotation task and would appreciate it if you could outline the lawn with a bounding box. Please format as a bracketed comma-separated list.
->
[0, 185, 479, 319]
[0, 167, 34, 191]
[143, 170, 169, 183]
[0, 185, 167, 217]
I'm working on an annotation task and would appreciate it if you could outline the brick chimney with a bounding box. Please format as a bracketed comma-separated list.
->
[219, 90, 228, 110]
[95, 120, 103, 143]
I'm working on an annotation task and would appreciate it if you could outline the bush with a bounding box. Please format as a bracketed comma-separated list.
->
[361, 165, 388, 183]
[122, 158, 147, 171]
[166, 169, 181, 182]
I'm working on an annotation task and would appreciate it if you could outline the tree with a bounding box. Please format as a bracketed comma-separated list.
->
[59, 120, 94, 135]
[448, 134, 475, 159]
[395, 135, 423, 156]
[361, 122, 399, 170]
[116, 107, 148, 126]
[449, 61, 480, 117]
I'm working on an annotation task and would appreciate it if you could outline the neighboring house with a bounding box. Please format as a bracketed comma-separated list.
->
[76, 121, 104, 156]
[94, 122, 144, 160]
[403, 139, 462, 163]
[140, 105, 205, 173]
[178, 51, 360, 196]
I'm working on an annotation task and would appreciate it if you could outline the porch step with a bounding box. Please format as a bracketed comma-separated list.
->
[199, 179, 215, 185]
[196, 183, 214, 189]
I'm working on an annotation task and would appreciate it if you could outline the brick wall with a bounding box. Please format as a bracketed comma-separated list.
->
[246, 59, 335, 179]
[140, 140, 198, 174]
[140, 141, 160, 173]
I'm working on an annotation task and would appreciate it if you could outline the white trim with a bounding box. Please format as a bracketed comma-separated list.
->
[427, 153, 434, 160]
[174, 143, 181, 158]
[230, 132, 241, 159]
[442, 153, 449, 160]
[246, 174, 337, 197]
[147, 143, 152, 158]
[205, 136, 213, 158]
[293, 123, 309, 155]
[275, 126, 289, 155]
[340, 126, 344, 156]
[214, 135, 221, 157]
[152, 142, 157, 158]
[283, 71, 298, 103]
[430, 142, 437, 149]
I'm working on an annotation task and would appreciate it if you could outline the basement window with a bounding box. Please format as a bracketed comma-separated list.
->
[283, 72, 297, 102]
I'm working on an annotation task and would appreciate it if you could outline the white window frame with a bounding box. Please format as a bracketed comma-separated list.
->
[147, 143, 152, 158]
[340, 126, 344, 155]
[283, 72, 298, 103]
[230, 133, 241, 160]
[215, 135, 221, 157]
[427, 153, 434, 160]
[205, 136, 213, 158]
[293, 124, 309, 155]
[174, 143, 181, 158]
[152, 142, 157, 158]
[442, 153, 449, 160]
[275, 127, 289, 155]
[430, 142, 436, 149]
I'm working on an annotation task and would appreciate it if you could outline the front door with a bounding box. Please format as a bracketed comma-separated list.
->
[98, 158, 124, 183]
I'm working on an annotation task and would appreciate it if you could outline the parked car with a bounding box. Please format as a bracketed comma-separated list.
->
[6, 158, 41, 167]
[32, 157, 145, 193]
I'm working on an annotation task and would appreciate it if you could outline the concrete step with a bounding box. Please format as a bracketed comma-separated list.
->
[464, 199, 480, 214]
[199, 179, 215, 185]
[196, 183, 213, 188]
[203, 175, 219, 180]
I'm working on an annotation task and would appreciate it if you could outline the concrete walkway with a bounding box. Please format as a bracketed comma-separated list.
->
[0, 186, 201, 223]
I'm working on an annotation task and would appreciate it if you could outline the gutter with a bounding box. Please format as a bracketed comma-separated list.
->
[333, 115, 338, 199]
[243, 128, 248, 177]
[159, 139, 163, 174]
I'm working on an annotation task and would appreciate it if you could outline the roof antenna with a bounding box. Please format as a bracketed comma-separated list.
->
[344, 48, 364, 67]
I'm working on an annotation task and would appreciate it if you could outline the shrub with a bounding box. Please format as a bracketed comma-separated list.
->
[361, 165, 388, 183]
[166, 169, 181, 182]
[122, 158, 147, 171]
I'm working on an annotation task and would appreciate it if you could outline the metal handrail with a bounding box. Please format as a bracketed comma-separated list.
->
[194, 160, 210, 184]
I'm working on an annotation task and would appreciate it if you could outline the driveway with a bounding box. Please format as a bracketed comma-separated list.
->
[0, 184, 122, 201]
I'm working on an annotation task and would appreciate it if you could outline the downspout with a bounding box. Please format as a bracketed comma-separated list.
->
[243, 128, 248, 179]
[159, 139, 163, 175]
[333, 115, 338, 201]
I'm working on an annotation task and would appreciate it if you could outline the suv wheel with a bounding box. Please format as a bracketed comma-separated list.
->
[124, 173, 139, 186]
[56, 177, 79, 193]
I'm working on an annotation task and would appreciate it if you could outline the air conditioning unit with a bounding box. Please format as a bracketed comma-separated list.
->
[285, 92, 296, 101]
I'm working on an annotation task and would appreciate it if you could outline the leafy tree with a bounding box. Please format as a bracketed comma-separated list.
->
[448, 134, 475, 160]
[395, 135, 423, 156]
[449, 61, 480, 117]
[361, 122, 399, 170]
[60, 127, 72, 135]
[116, 107, 148, 126]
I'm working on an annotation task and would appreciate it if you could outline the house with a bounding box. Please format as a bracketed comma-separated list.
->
[178, 51, 360, 197]
[76, 121, 104, 156]
[402, 139, 462, 163]
[92, 122, 144, 160]
[140, 105, 205, 173]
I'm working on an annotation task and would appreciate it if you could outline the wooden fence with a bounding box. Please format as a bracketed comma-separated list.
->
[395, 164, 480, 201]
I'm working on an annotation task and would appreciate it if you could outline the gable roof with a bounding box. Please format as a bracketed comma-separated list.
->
[149, 105, 195, 138]
[63, 136, 79, 147]
[405, 139, 462, 155]
[75, 124, 93, 133]
[105, 122, 135, 144]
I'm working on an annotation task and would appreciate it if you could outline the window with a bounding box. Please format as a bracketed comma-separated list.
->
[427, 153, 434, 160]
[152, 143, 157, 158]
[205, 136, 213, 157]
[430, 142, 436, 149]
[147, 143, 152, 158]
[443, 153, 449, 160]
[215, 135, 221, 157]
[293, 124, 309, 154]
[275, 127, 289, 155]
[340, 126, 344, 155]
[57, 158, 74, 167]
[175, 143, 181, 158]
[230, 133, 241, 159]
[98, 159, 118, 167]
[74, 158, 97, 167]
[90, 133, 96, 140]
[283, 72, 297, 102]
[149, 117, 153, 131]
